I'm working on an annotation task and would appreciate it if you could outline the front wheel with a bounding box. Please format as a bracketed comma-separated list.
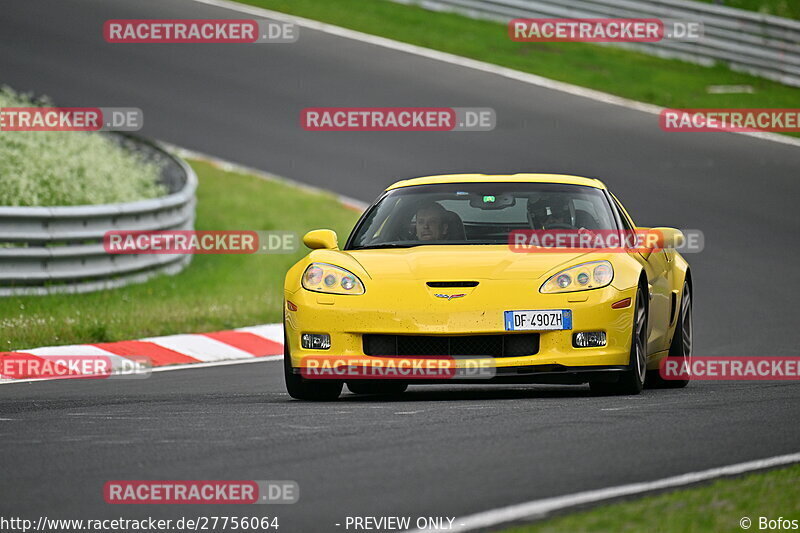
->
[283, 329, 342, 401]
[590, 282, 648, 395]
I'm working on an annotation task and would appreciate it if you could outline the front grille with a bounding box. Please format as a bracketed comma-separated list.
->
[363, 334, 539, 357]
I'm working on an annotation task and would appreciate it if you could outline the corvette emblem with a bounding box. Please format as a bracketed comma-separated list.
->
[434, 293, 466, 300]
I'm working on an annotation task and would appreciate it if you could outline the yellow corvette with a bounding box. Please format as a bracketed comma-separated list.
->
[283, 174, 692, 400]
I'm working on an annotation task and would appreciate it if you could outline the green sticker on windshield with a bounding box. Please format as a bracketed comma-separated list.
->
[483, 195, 495, 203]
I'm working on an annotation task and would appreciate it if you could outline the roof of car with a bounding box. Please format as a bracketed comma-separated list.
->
[386, 173, 607, 190]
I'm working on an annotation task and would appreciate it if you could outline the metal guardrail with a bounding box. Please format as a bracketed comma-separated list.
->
[0, 135, 197, 296]
[392, 0, 800, 87]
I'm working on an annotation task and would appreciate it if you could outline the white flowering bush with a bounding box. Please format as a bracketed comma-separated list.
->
[0, 87, 166, 206]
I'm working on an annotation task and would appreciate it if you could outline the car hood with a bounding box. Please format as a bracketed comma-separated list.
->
[345, 245, 591, 281]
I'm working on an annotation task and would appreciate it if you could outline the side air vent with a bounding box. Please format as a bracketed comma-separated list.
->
[670, 291, 678, 324]
[426, 281, 479, 288]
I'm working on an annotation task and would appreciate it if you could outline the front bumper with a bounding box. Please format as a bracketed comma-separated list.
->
[284, 281, 637, 376]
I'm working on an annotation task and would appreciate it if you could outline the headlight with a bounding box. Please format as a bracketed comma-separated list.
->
[302, 263, 365, 295]
[540, 261, 614, 294]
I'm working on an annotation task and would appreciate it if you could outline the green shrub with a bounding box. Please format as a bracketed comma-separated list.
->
[0, 87, 166, 206]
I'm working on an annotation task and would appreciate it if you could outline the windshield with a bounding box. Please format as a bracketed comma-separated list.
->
[346, 182, 619, 249]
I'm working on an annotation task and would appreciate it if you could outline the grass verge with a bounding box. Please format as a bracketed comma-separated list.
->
[235, 0, 800, 137]
[0, 159, 360, 351]
[695, 0, 799, 20]
[503, 463, 800, 533]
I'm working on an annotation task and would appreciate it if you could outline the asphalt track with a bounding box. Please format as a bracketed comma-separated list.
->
[1, 0, 800, 530]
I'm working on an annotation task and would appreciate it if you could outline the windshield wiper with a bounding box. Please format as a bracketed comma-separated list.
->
[351, 243, 417, 250]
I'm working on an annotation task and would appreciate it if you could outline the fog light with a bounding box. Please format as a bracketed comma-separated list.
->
[573, 331, 607, 348]
[301, 333, 331, 350]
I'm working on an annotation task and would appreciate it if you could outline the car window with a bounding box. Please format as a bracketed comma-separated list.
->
[347, 182, 618, 249]
[610, 193, 636, 231]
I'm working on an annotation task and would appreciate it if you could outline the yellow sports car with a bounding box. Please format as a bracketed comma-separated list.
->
[283, 174, 692, 400]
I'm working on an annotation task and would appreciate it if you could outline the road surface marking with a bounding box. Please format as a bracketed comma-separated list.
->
[408, 451, 800, 532]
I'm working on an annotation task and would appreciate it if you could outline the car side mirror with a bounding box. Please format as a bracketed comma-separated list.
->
[651, 227, 684, 249]
[636, 227, 684, 259]
[303, 229, 339, 250]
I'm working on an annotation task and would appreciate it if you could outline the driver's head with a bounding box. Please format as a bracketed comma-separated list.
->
[415, 202, 449, 241]
[527, 194, 572, 229]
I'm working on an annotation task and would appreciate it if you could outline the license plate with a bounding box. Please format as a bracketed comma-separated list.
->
[504, 309, 572, 331]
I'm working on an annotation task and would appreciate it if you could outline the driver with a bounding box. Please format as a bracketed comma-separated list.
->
[415, 202, 449, 241]
[527, 194, 574, 230]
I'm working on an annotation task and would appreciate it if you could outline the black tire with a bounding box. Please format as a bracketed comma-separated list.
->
[347, 381, 408, 395]
[647, 281, 692, 389]
[590, 281, 648, 395]
[283, 328, 342, 401]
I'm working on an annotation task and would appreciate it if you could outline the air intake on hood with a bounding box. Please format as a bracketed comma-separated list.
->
[426, 281, 479, 288]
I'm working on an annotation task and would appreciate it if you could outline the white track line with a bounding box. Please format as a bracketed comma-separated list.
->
[149, 354, 282, 372]
[0, 355, 283, 385]
[408, 451, 800, 532]
[189, 0, 800, 149]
